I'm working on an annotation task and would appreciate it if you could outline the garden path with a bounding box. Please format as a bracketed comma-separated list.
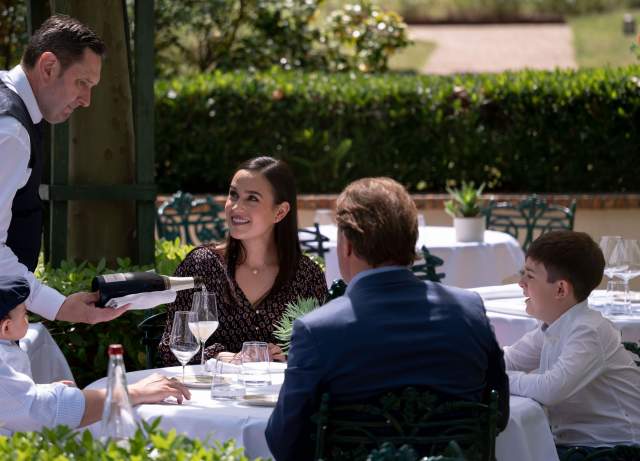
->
[409, 24, 577, 74]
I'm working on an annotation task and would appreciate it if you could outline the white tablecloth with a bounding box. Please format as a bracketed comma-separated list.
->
[87, 365, 558, 461]
[20, 323, 73, 383]
[304, 225, 524, 289]
[472, 284, 640, 347]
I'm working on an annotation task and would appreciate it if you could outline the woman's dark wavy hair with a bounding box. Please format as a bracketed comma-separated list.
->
[224, 156, 301, 293]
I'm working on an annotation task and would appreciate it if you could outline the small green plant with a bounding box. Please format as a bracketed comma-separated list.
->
[444, 181, 485, 218]
[0, 419, 262, 460]
[273, 297, 320, 352]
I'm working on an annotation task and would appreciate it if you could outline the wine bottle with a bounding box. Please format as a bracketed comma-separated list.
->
[91, 272, 202, 307]
[100, 344, 136, 444]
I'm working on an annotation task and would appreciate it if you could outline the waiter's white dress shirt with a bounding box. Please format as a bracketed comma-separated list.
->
[0, 360, 84, 436]
[504, 300, 640, 447]
[0, 65, 65, 320]
[0, 339, 32, 377]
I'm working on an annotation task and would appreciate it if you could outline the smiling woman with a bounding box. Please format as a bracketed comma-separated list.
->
[158, 156, 329, 366]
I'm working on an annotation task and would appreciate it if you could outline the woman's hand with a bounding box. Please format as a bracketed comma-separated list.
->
[216, 351, 242, 364]
[268, 343, 286, 362]
[128, 373, 191, 405]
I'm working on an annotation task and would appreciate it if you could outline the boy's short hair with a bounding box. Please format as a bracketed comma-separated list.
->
[527, 230, 604, 302]
[0, 276, 30, 320]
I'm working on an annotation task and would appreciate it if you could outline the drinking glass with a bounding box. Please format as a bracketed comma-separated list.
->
[169, 311, 200, 383]
[189, 292, 219, 371]
[605, 280, 630, 316]
[240, 341, 271, 390]
[210, 358, 245, 400]
[612, 239, 640, 310]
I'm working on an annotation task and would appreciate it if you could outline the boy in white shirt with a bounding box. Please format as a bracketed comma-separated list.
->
[0, 275, 191, 436]
[504, 231, 640, 457]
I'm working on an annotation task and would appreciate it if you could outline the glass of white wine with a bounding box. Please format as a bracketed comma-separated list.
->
[189, 291, 219, 376]
[169, 311, 200, 383]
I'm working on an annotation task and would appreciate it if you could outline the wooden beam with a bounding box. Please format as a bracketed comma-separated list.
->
[134, 0, 156, 266]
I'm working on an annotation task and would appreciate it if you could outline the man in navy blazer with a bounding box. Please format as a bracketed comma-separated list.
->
[265, 177, 509, 461]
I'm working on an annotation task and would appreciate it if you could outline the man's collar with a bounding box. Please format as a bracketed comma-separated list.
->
[6, 65, 43, 124]
[345, 265, 407, 295]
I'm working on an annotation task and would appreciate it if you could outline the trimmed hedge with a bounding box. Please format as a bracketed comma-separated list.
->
[155, 67, 640, 194]
[0, 421, 261, 460]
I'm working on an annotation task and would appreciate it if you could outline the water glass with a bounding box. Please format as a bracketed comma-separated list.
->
[240, 341, 272, 390]
[210, 359, 245, 400]
[605, 280, 631, 316]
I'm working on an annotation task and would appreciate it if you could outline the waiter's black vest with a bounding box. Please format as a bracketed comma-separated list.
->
[0, 80, 44, 272]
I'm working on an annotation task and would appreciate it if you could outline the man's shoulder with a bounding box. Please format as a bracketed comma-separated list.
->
[298, 295, 352, 328]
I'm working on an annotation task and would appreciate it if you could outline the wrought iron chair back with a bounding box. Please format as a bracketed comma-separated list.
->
[327, 279, 348, 301]
[157, 191, 227, 245]
[559, 445, 640, 461]
[138, 311, 168, 369]
[482, 195, 576, 251]
[299, 223, 330, 259]
[412, 246, 446, 283]
[622, 341, 640, 367]
[367, 441, 466, 461]
[313, 388, 498, 461]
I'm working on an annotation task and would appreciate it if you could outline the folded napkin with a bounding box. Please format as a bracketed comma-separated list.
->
[205, 358, 287, 373]
[206, 358, 242, 373]
[105, 289, 177, 310]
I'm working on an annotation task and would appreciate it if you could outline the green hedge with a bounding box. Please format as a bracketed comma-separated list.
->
[155, 67, 640, 194]
[0, 421, 261, 460]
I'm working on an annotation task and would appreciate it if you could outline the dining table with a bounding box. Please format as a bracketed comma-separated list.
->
[87, 365, 559, 461]
[303, 225, 524, 289]
[472, 284, 640, 347]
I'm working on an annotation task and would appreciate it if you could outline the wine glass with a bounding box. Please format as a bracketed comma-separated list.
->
[599, 236, 624, 280]
[612, 239, 640, 311]
[169, 311, 200, 383]
[189, 292, 219, 374]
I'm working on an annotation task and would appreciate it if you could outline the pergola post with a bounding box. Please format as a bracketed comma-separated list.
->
[29, 0, 156, 268]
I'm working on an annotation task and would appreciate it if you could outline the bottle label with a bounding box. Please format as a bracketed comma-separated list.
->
[102, 273, 127, 283]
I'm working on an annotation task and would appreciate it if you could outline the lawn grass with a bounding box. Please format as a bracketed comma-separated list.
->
[570, 8, 640, 68]
[388, 40, 436, 73]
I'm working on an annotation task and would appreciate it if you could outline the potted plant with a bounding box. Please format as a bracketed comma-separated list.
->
[444, 181, 486, 243]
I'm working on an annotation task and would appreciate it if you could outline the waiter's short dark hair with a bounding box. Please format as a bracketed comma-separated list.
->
[527, 230, 604, 302]
[22, 14, 106, 71]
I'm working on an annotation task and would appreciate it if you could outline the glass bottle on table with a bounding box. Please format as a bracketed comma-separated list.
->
[169, 311, 200, 383]
[189, 291, 219, 378]
[101, 344, 137, 444]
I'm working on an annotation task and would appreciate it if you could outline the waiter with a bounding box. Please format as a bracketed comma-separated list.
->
[0, 14, 125, 325]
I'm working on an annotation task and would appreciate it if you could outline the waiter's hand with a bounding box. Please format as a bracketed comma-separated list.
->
[55, 291, 129, 324]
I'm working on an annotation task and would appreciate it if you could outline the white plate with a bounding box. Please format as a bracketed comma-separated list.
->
[241, 394, 278, 407]
[181, 374, 212, 389]
[269, 362, 287, 372]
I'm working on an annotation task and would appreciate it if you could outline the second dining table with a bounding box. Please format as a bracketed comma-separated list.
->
[303, 224, 524, 289]
[87, 365, 559, 461]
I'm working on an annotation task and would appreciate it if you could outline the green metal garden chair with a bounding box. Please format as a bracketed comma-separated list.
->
[156, 191, 227, 245]
[299, 223, 330, 259]
[558, 445, 640, 461]
[367, 441, 467, 461]
[138, 311, 168, 369]
[482, 195, 576, 251]
[412, 246, 446, 283]
[312, 388, 498, 461]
